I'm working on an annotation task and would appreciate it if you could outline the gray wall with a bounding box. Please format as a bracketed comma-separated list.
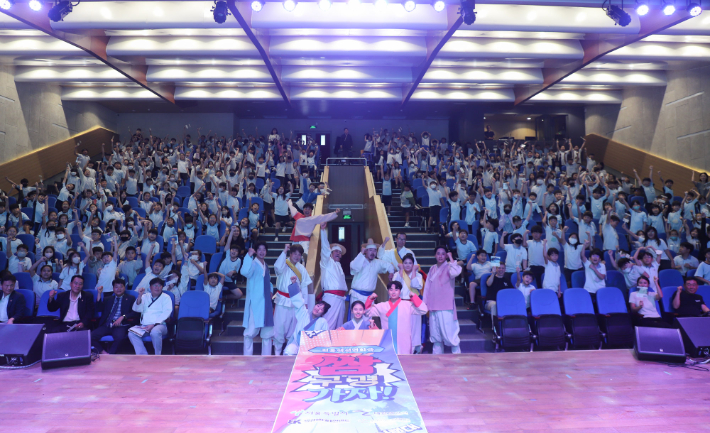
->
[0, 65, 117, 164]
[116, 112, 235, 141]
[585, 65, 710, 171]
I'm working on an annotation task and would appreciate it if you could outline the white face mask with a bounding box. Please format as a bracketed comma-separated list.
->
[106, 206, 113, 212]
[638, 236, 645, 242]
[72, 256, 81, 264]
[569, 238, 578, 245]
[45, 253, 54, 259]
[637, 287, 648, 295]
[56, 234, 65, 240]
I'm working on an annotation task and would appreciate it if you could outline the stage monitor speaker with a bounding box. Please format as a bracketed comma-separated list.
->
[0, 324, 44, 366]
[675, 317, 710, 358]
[42, 330, 91, 370]
[634, 326, 685, 363]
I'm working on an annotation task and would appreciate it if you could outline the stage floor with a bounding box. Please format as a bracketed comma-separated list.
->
[5, 350, 710, 433]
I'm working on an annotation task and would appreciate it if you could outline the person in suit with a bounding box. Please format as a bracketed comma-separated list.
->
[0, 274, 27, 324]
[46, 275, 95, 333]
[336, 128, 354, 157]
[90, 278, 139, 354]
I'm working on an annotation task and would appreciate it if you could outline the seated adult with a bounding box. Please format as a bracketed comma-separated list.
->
[91, 279, 139, 354]
[629, 276, 669, 327]
[0, 274, 26, 324]
[484, 262, 514, 322]
[128, 277, 172, 355]
[46, 275, 95, 333]
[672, 277, 709, 317]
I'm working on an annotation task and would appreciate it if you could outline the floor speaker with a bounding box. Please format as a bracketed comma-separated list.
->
[675, 317, 710, 358]
[0, 324, 45, 366]
[42, 330, 92, 370]
[634, 326, 686, 363]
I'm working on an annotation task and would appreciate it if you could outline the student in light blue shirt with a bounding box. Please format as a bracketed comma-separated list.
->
[455, 230, 477, 265]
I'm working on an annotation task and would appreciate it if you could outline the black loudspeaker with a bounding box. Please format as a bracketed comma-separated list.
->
[675, 317, 710, 358]
[42, 330, 92, 370]
[0, 324, 45, 366]
[634, 326, 686, 363]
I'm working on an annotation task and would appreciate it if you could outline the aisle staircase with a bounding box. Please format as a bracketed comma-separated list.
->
[375, 180, 495, 353]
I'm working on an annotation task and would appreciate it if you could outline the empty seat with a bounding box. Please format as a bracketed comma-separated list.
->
[596, 287, 634, 348]
[571, 270, 585, 289]
[658, 269, 684, 289]
[563, 288, 601, 349]
[530, 289, 567, 350]
[175, 291, 212, 354]
[495, 289, 531, 352]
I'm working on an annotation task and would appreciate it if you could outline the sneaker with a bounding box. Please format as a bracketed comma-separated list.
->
[404, 223, 410, 227]
[274, 235, 279, 242]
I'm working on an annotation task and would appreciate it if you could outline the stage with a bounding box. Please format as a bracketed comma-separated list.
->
[4, 350, 710, 433]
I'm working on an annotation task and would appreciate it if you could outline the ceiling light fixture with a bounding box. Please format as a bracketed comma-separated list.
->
[663, 0, 676, 14]
[688, 2, 702, 16]
[635, 0, 649, 15]
[348, 0, 360, 6]
[212, 0, 230, 23]
[318, 0, 331, 10]
[0, 0, 15, 10]
[433, 0, 445, 11]
[375, 0, 387, 9]
[29, 0, 42, 11]
[283, 0, 297, 11]
[48, 1, 73, 22]
[603, 0, 631, 26]
[459, 0, 476, 25]
[404, 0, 416, 11]
[251, 0, 264, 11]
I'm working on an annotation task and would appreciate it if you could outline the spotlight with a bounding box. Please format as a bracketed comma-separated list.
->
[605, 3, 631, 26]
[0, 0, 14, 10]
[663, 2, 676, 14]
[48, 1, 72, 22]
[404, 0, 416, 11]
[251, 0, 264, 11]
[348, 0, 360, 6]
[374, 0, 387, 9]
[212, 0, 229, 23]
[635, 0, 649, 15]
[283, 0, 297, 11]
[459, 0, 476, 25]
[433, 0, 445, 11]
[318, 0, 331, 10]
[688, 2, 702, 16]
[29, 0, 42, 11]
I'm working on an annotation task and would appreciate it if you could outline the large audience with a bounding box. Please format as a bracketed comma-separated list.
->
[1, 124, 709, 356]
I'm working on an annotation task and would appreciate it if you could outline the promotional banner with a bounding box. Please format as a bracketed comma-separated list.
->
[272, 329, 428, 433]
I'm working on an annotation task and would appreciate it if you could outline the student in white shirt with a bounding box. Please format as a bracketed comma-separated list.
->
[515, 267, 536, 309]
[695, 249, 710, 285]
[559, 228, 583, 287]
[8, 244, 32, 274]
[128, 277, 173, 355]
[523, 225, 545, 288]
[200, 267, 225, 313]
[500, 232, 528, 285]
[542, 241, 562, 297]
[580, 243, 606, 295]
[629, 275, 666, 328]
[672, 242, 700, 277]
[29, 260, 58, 306]
[632, 248, 661, 284]
[466, 249, 492, 310]
[96, 234, 119, 293]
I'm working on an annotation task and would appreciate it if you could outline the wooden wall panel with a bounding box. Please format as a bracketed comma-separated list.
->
[0, 126, 117, 195]
[584, 133, 699, 196]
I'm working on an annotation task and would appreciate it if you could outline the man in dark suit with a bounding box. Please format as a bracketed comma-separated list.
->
[0, 274, 27, 324]
[91, 278, 139, 354]
[336, 128, 354, 157]
[46, 275, 95, 333]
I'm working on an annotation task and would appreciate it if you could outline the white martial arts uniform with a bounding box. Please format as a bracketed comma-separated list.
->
[349, 251, 395, 305]
[319, 228, 348, 329]
[273, 251, 313, 355]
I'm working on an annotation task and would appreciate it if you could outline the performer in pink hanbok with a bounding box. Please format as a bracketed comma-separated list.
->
[423, 246, 463, 354]
[365, 280, 428, 355]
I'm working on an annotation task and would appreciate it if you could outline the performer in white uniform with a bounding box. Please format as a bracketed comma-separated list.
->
[319, 221, 348, 329]
[392, 253, 425, 353]
[349, 238, 395, 305]
[378, 233, 417, 269]
[273, 244, 313, 355]
[423, 246, 463, 354]
[283, 277, 330, 356]
[239, 241, 274, 356]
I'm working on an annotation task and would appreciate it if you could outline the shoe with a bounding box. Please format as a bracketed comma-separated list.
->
[467, 303, 477, 310]
[274, 236, 279, 242]
[404, 223, 410, 227]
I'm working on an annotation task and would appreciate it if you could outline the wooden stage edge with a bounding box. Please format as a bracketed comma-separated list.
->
[4, 349, 710, 433]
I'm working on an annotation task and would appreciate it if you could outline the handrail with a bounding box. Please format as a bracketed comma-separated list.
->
[306, 166, 329, 297]
[0, 126, 117, 196]
[364, 167, 396, 301]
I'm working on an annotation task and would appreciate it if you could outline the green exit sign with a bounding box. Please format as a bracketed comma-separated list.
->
[343, 215, 352, 220]
[310, 125, 317, 129]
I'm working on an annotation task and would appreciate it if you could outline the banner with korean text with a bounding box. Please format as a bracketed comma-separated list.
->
[272, 329, 427, 433]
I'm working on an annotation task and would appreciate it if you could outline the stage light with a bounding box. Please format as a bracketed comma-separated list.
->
[663, 1, 676, 14]
[29, 0, 42, 11]
[283, 0, 297, 11]
[212, 0, 229, 23]
[459, 0, 476, 25]
[0, 0, 14, 10]
[374, 0, 387, 9]
[433, 0, 445, 11]
[318, 0, 331, 10]
[348, 0, 360, 6]
[688, 2, 702, 16]
[605, 4, 631, 26]
[404, 0, 416, 11]
[251, 0, 264, 11]
[635, 0, 649, 15]
[48, 1, 72, 22]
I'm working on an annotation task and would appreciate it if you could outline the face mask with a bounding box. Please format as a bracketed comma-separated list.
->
[638, 236, 645, 242]
[186, 224, 193, 229]
[47, 226, 55, 231]
[121, 236, 130, 242]
[569, 238, 578, 245]
[504, 208, 512, 214]
[56, 234, 65, 240]
[106, 206, 113, 212]
[638, 287, 648, 295]
[633, 205, 641, 210]
[514, 238, 523, 245]
[622, 267, 631, 273]
[513, 194, 520, 199]
[45, 252, 54, 259]
[670, 236, 678, 241]
[17, 251, 26, 258]
[72, 256, 81, 264]
[537, 179, 543, 185]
